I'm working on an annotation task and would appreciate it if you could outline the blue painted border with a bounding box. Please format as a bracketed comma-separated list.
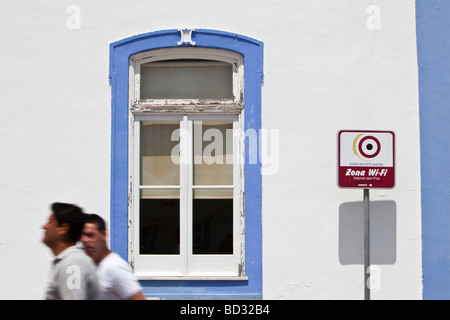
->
[416, 0, 450, 299]
[109, 29, 263, 299]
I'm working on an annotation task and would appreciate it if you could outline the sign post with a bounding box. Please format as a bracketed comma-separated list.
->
[363, 188, 370, 300]
[338, 130, 395, 300]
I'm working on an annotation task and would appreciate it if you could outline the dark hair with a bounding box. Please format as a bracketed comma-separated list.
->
[84, 213, 106, 232]
[51, 202, 85, 243]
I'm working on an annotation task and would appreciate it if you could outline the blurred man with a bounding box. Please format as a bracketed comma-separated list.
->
[42, 202, 99, 300]
[81, 213, 146, 300]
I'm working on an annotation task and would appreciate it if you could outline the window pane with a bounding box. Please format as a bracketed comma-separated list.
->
[193, 196, 233, 255]
[140, 60, 233, 99]
[140, 198, 180, 255]
[194, 120, 233, 186]
[140, 121, 180, 187]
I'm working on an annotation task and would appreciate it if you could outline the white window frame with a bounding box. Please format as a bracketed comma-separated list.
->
[128, 47, 246, 279]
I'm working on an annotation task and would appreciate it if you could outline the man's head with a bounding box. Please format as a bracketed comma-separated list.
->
[81, 213, 109, 264]
[42, 202, 85, 249]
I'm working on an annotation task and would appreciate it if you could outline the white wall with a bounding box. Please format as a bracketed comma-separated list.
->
[261, 0, 421, 299]
[0, 0, 421, 299]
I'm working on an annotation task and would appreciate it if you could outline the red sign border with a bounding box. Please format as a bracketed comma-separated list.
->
[337, 130, 395, 189]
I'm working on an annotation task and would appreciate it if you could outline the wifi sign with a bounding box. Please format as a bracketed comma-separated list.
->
[338, 130, 395, 189]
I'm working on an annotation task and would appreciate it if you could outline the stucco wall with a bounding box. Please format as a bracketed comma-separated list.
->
[261, 1, 421, 299]
[0, 0, 421, 299]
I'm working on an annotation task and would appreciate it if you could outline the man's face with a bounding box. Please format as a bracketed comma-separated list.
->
[81, 223, 105, 260]
[42, 213, 62, 247]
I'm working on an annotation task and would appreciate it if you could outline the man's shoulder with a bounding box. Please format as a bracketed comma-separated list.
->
[99, 252, 134, 277]
[102, 252, 130, 269]
[57, 246, 95, 269]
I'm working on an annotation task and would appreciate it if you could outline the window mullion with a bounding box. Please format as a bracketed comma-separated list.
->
[180, 115, 192, 276]
[187, 116, 194, 275]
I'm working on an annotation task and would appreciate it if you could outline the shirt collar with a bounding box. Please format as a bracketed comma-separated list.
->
[53, 245, 82, 265]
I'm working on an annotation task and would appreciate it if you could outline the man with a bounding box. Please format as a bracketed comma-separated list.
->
[42, 202, 99, 300]
[81, 213, 146, 300]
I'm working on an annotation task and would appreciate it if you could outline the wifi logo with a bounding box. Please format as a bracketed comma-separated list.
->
[353, 134, 381, 161]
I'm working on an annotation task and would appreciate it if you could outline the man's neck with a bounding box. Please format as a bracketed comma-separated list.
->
[95, 248, 112, 265]
[52, 242, 74, 257]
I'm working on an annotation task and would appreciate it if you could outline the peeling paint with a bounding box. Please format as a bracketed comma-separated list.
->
[131, 103, 243, 114]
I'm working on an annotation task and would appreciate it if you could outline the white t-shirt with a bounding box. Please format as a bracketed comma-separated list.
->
[96, 252, 143, 300]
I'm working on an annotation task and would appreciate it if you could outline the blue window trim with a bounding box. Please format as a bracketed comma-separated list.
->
[109, 29, 263, 299]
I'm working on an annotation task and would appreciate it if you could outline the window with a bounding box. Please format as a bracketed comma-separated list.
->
[129, 48, 244, 277]
[110, 29, 263, 298]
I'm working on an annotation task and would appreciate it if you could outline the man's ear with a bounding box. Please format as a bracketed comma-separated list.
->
[57, 223, 70, 236]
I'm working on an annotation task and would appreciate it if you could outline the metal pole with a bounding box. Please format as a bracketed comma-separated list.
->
[363, 188, 370, 300]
